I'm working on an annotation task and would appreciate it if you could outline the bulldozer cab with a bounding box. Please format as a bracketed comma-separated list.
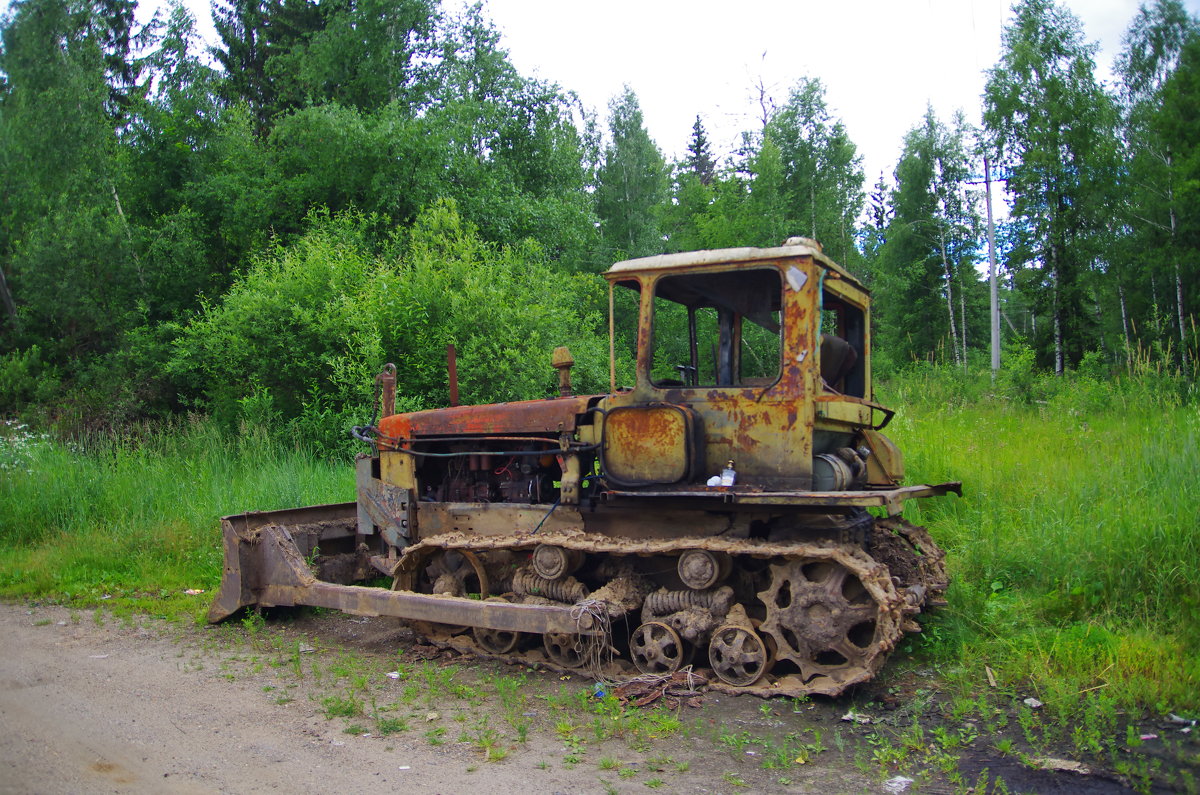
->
[601, 238, 883, 491]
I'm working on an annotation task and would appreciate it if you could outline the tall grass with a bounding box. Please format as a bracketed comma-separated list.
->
[883, 366, 1200, 711]
[0, 417, 353, 618]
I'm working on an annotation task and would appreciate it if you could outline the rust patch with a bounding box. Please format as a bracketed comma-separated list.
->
[379, 396, 594, 440]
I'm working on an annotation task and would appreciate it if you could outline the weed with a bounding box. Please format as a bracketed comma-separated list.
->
[507, 714, 531, 744]
[424, 727, 446, 745]
[419, 661, 456, 706]
[343, 723, 369, 735]
[598, 757, 620, 771]
[722, 771, 747, 788]
[924, 747, 956, 775]
[321, 694, 362, 719]
[451, 681, 485, 705]
[470, 715, 502, 759]
[931, 726, 960, 751]
[762, 743, 793, 770]
[644, 710, 682, 738]
[376, 717, 409, 735]
[240, 610, 265, 636]
[645, 778, 664, 789]
[618, 767, 636, 779]
[720, 729, 753, 754]
[870, 742, 904, 770]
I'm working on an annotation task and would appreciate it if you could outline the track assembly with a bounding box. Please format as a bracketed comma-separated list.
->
[384, 525, 936, 699]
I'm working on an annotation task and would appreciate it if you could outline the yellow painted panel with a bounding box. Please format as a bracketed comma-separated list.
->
[380, 451, 416, 490]
[603, 406, 690, 485]
[815, 399, 871, 425]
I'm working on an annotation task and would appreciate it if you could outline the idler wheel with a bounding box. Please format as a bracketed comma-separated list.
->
[708, 624, 772, 686]
[630, 621, 691, 675]
[543, 632, 586, 669]
[677, 549, 731, 590]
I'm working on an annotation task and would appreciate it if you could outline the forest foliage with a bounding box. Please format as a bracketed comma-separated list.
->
[1, 0, 1198, 441]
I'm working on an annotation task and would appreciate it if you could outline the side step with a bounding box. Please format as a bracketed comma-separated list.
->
[207, 505, 599, 636]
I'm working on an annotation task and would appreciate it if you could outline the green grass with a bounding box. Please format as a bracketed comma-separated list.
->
[883, 366, 1200, 713]
[0, 417, 352, 619]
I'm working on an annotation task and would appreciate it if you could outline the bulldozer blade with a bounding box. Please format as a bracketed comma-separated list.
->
[207, 505, 600, 635]
[207, 502, 359, 623]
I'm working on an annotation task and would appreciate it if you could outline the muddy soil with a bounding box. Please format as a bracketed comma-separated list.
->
[0, 602, 1188, 794]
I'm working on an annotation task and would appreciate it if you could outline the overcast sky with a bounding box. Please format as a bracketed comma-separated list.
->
[130, 0, 1199, 183]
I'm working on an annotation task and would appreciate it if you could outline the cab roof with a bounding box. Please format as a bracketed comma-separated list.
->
[605, 237, 865, 292]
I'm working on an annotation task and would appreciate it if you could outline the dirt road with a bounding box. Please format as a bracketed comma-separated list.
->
[0, 603, 592, 794]
[0, 603, 878, 794]
[2, 602, 1166, 794]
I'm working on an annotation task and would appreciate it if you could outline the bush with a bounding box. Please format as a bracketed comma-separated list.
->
[0, 345, 59, 412]
[168, 201, 632, 458]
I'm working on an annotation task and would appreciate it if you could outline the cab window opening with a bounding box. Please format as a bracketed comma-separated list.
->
[651, 269, 782, 388]
[819, 291, 866, 397]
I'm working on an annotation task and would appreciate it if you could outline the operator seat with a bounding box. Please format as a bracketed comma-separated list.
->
[819, 334, 857, 393]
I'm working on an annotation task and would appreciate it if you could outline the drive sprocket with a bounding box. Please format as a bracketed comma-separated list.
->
[756, 546, 903, 696]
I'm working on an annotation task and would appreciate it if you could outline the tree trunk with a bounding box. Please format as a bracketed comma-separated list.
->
[960, 273, 967, 370]
[111, 181, 143, 289]
[0, 265, 17, 328]
[1118, 281, 1131, 367]
[938, 222, 960, 367]
[1168, 185, 1187, 367]
[810, 183, 816, 240]
[1159, 155, 1188, 367]
[1050, 244, 1063, 375]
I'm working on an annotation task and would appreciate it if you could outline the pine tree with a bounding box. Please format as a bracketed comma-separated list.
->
[684, 115, 715, 186]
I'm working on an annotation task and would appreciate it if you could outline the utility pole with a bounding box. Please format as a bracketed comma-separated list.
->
[984, 156, 1000, 377]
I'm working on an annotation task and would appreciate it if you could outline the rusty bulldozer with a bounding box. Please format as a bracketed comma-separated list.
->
[209, 238, 960, 697]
